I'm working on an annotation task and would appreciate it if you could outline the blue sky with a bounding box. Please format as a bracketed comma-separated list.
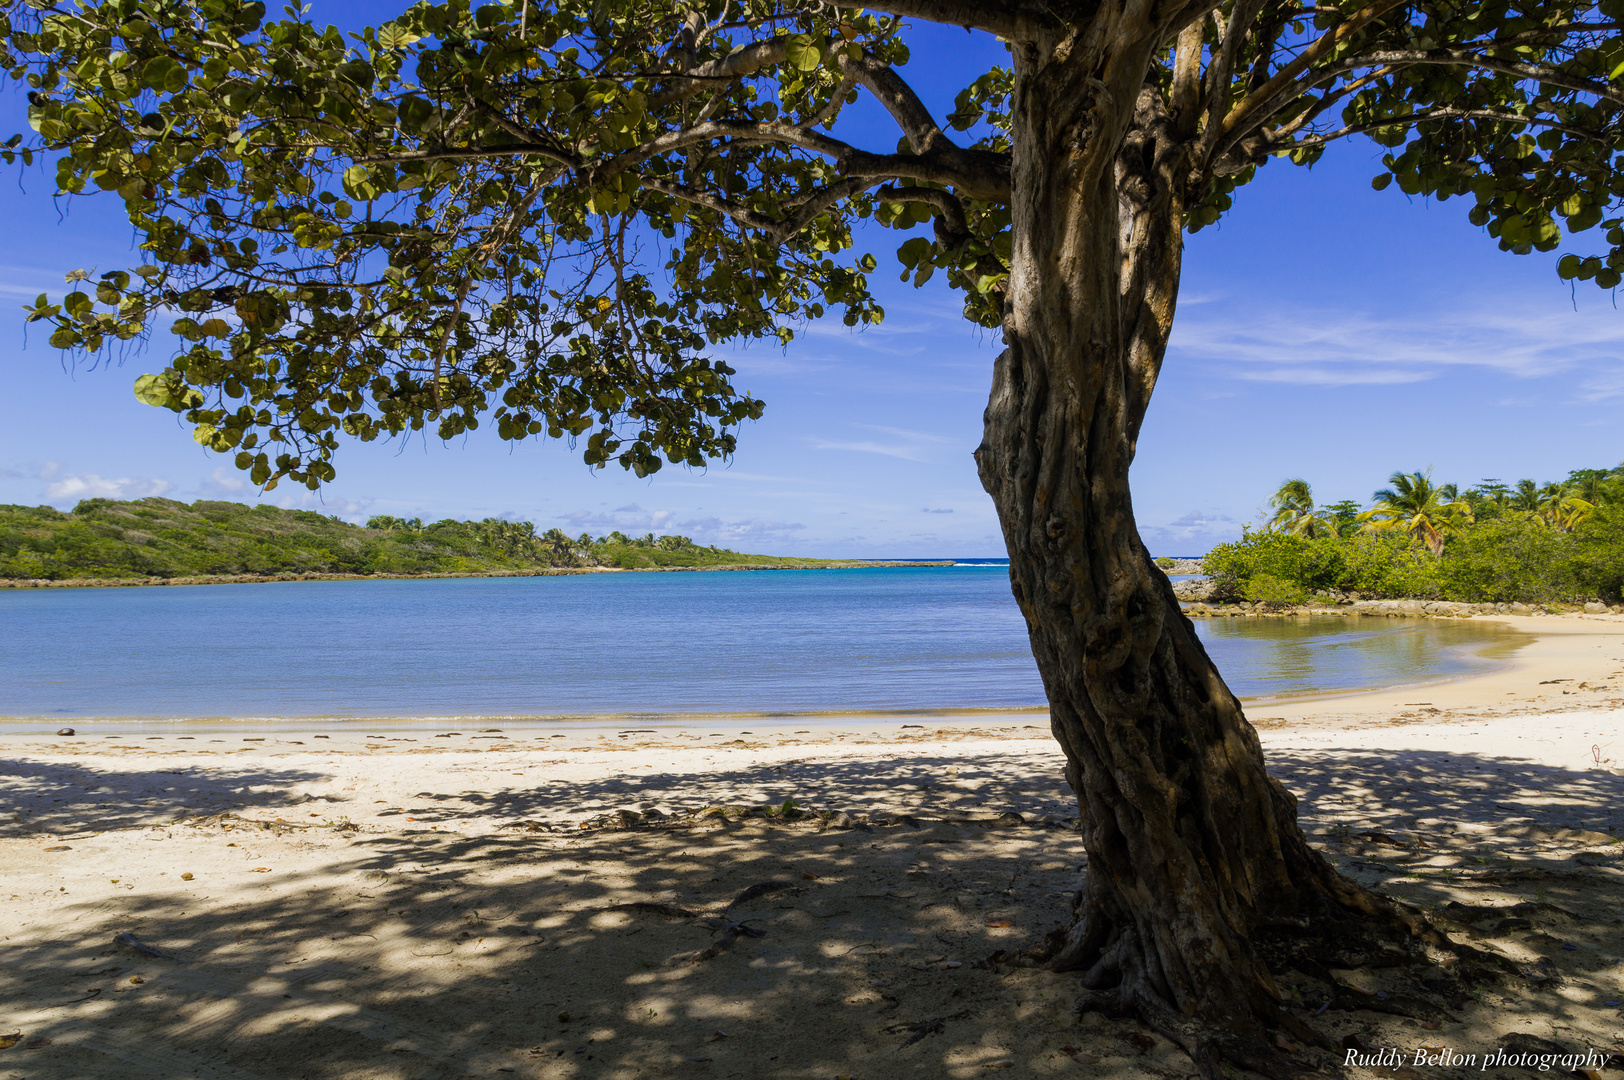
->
[1, 12, 1620, 558]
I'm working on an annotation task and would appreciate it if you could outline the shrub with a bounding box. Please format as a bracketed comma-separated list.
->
[1205, 528, 1438, 599]
[1242, 572, 1305, 608]
[1569, 507, 1624, 602]
[1438, 517, 1575, 602]
[1155, 556, 1175, 569]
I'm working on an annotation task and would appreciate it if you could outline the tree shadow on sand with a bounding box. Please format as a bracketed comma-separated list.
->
[1, 745, 1621, 1079]
[2, 754, 338, 834]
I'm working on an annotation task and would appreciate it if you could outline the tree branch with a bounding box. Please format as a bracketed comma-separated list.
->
[768, 175, 880, 243]
[353, 143, 576, 167]
[1268, 65, 1396, 141]
[591, 118, 862, 181]
[875, 183, 970, 237]
[1280, 106, 1605, 151]
[1353, 49, 1624, 107]
[861, 0, 1060, 39]
[1215, 0, 1409, 156]
[842, 50, 954, 156]
[638, 178, 778, 232]
[647, 37, 790, 111]
[1201, 0, 1268, 138]
[840, 146, 1009, 202]
[1170, 16, 1208, 140]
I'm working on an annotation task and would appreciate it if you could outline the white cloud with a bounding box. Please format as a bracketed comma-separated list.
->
[562, 505, 677, 532]
[204, 466, 248, 494]
[42, 472, 172, 504]
[922, 507, 954, 514]
[271, 491, 374, 523]
[1137, 510, 1241, 556]
[1170, 299, 1624, 390]
[676, 516, 806, 546]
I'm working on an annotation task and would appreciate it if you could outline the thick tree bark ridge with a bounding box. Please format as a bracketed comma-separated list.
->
[973, 12, 1496, 1079]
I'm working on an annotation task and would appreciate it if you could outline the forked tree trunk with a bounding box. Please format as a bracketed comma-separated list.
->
[975, 22, 1423, 1079]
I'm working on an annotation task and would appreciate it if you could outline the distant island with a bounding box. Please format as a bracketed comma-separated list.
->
[0, 498, 943, 586]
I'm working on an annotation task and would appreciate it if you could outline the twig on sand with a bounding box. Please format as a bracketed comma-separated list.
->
[690, 918, 767, 963]
[884, 1010, 971, 1048]
[725, 880, 797, 910]
[606, 901, 699, 919]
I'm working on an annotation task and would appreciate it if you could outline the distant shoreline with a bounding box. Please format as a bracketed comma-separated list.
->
[0, 560, 953, 591]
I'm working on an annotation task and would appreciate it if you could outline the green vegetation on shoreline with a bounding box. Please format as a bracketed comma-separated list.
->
[0, 498, 883, 583]
[1205, 466, 1624, 605]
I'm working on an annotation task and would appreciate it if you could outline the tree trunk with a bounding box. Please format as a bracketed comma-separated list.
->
[976, 22, 1432, 1080]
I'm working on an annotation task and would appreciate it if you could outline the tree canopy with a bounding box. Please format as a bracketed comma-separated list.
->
[4, 0, 1624, 491]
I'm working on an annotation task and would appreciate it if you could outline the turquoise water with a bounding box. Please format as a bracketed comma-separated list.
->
[0, 567, 1521, 724]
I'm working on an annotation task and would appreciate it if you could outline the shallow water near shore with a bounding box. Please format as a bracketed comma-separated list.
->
[0, 567, 1529, 730]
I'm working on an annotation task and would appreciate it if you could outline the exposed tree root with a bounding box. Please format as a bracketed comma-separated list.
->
[605, 880, 797, 964]
[997, 874, 1540, 1080]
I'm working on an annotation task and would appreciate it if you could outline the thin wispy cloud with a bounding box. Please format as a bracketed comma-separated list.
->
[1137, 510, 1240, 555]
[563, 504, 676, 531]
[1170, 300, 1624, 390]
[813, 422, 959, 462]
[856, 423, 954, 443]
[813, 440, 928, 461]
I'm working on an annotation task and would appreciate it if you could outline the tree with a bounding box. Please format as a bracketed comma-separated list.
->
[1321, 498, 1363, 538]
[7, 0, 1622, 1071]
[1265, 477, 1332, 537]
[1509, 478, 1544, 513]
[1461, 478, 1511, 520]
[1565, 466, 1621, 507]
[1359, 469, 1472, 555]
[1537, 481, 1595, 530]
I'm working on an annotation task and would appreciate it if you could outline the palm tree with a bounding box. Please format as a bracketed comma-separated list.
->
[1537, 482, 1594, 530]
[1358, 469, 1472, 555]
[1266, 478, 1333, 537]
[1507, 479, 1542, 513]
[1566, 468, 1619, 509]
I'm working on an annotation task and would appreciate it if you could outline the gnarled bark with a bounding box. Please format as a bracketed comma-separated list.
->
[976, 19, 1443, 1080]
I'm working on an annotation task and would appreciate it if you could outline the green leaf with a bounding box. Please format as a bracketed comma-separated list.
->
[975, 272, 1007, 295]
[377, 24, 420, 50]
[133, 373, 173, 407]
[337, 60, 374, 89]
[398, 95, 434, 129]
[1558, 254, 1582, 279]
[341, 165, 379, 200]
[785, 34, 823, 72]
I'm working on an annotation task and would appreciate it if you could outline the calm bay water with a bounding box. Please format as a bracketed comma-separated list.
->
[0, 567, 1525, 725]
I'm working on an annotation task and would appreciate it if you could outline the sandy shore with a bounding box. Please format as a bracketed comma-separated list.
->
[2, 620, 1622, 1079]
[1251, 613, 1624, 729]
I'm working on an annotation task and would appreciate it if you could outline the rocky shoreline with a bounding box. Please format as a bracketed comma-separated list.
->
[1171, 577, 1624, 618]
[1158, 558, 1206, 574]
